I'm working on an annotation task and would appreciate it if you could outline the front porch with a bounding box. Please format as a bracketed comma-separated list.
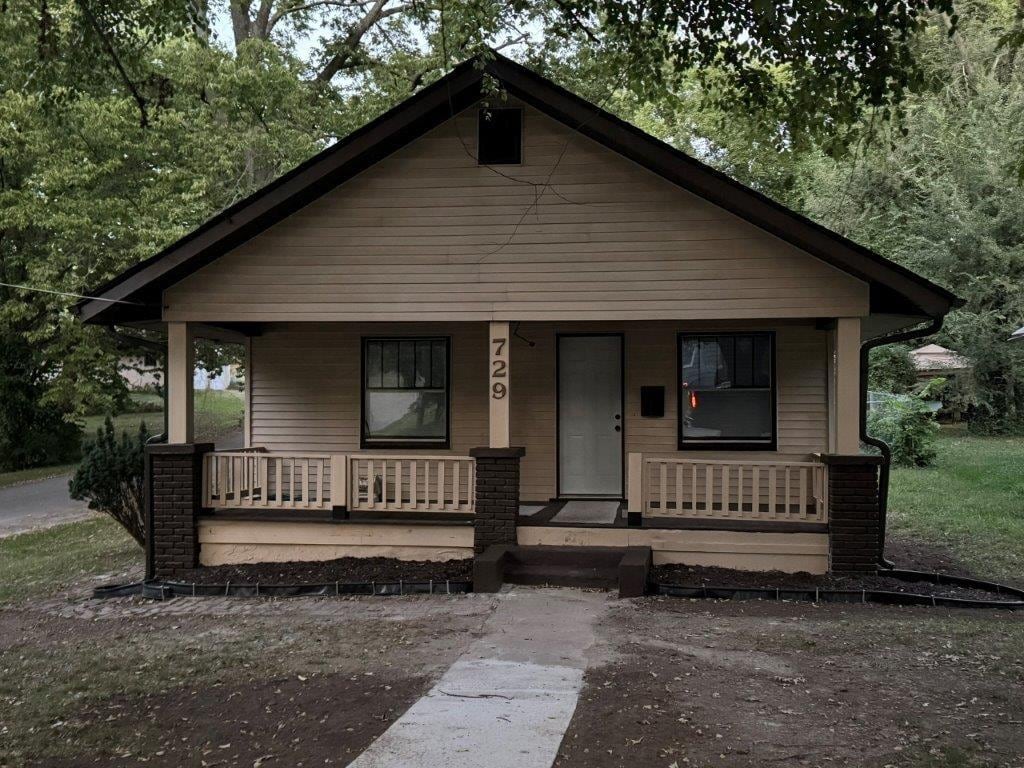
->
[146, 317, 882, 581]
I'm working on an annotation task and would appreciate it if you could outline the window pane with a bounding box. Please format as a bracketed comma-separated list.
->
[680, 338, 700, 388]
[366, 342, 382, 388]
[717, 336, 734, 387]
[381, 342, 398, 388]
[753, 335, 771, 387]
[365, 391, 447, 440]
[398, 341, 415, 387]
[681, 390, 772, 440]
[733, 336, 753, 387]
[415, 341, 431, 387]
[431, 340, 446, 388]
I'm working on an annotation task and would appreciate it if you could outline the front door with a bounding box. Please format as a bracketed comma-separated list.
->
[558, 334, 623, 497]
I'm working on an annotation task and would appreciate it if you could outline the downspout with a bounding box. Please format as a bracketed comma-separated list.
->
[859, 316, 944, 568]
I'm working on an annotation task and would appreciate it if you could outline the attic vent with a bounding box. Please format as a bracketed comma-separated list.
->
[477, 108, 522, 165]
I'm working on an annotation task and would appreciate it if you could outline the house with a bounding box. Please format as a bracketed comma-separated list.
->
[75, 53, 961, 583]
[909, 344, 971, 380]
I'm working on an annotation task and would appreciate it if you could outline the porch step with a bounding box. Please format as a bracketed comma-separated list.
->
[474, 545, 651, 598]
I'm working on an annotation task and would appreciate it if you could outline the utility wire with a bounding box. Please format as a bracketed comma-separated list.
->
[0, 281, 150, 306]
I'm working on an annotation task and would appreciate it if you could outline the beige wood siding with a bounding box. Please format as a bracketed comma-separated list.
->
[250, 322, 487, 453]
[511, 320, 829, 501]
[249, 320, 828, 502]
[164, 104, 868, 322]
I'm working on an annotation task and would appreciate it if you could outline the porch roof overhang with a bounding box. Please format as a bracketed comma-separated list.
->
[75, 52, 963, 328]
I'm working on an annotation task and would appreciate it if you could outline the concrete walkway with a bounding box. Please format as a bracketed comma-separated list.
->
[348, 587, 612, 768]
[0, 474, 93, 538]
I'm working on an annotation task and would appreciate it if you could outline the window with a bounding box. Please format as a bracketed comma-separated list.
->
[477, 108, 522, 165]
[678, 332, 775, 449]
[362, 338, 449, 447]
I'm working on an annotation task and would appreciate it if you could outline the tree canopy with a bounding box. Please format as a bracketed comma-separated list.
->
[1, 0, 1022, 468]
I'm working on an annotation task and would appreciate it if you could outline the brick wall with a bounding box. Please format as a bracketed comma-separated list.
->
[825, 455, 883, 573]
[469, 447, 524, 553]
[145, 443, 212, 580]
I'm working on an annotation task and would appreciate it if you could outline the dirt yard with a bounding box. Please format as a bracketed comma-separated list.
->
[2, 532, 1023, 767]
[555, 598, 1024, 768]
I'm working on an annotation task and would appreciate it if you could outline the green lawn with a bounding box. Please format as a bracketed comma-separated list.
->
[0, 517, 140, 605]
[888, 431, 1024, 581]
[0, 463, 79, 489]
[80, 389, 244, 444]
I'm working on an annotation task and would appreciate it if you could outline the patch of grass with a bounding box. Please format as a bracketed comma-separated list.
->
[0, 518, 140, 605]
[0, 463, 78, 489]
[80, 389, 244, 445]
[888, 433, 1024, 580]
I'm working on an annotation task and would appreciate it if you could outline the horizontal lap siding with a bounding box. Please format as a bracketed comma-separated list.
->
[511, 321, 829, 501]
[164, 105, 868, 322]
[250, 323, 487, 454]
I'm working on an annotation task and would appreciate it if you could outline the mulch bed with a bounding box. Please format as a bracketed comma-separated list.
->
[652, 563, 1015, 602]
[180, 556, 473, 585]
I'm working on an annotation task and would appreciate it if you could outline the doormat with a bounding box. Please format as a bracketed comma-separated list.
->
[550, 500, 619, 524]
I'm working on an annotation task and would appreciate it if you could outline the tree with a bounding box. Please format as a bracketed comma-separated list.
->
[870, 345, 919, 395]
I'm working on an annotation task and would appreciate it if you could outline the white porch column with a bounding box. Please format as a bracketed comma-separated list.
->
[833, 317, 862, 454]
[489, 321, 510, 449]
[167, 322, 195, 444]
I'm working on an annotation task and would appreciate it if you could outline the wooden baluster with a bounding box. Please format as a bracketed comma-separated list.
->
[438, 461, 446, 510]
[705, 464, 714, 516]
[690, 463, 697, 516]
[274, 458, 282, 507]
[674, 463, 683, 515]
[768, 467, 777, 519]
[784, 467, 792, 519]
[453, 460, 461, 512]
[721, 465, 730, 517]
[658, 462, 667, 514]
[752, 466, 760, 518]
[410, 460, 419, 510]
[315, 459, 324, 508]
[798, 467, 807, 520]
[736, 466, 744, 517]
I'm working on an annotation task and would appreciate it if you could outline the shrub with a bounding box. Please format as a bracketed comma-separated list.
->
[69, 418, 149, 546]
[867, 395, 939, 467]
[868, 344, 918, 395]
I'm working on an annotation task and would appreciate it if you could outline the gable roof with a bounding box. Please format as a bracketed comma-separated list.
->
[76, 52, 962, 325]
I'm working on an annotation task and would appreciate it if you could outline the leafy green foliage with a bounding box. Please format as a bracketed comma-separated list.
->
[870, 345, 919, 395]
[868, 396, 940, 467]
[69, 418, 149, 546]
[0, 332, 82, 472]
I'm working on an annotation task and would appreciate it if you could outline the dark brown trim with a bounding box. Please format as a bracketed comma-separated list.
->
[676, 331, 778, 452]
[77, 51, 961, 326]
[555, 332, 626, 499]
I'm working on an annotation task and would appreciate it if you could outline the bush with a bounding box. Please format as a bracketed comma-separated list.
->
[69, 418, 149, 546]
[867, 395, 939, 467]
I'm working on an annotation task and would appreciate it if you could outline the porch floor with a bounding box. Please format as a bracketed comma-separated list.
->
[517, 501, 628, 528]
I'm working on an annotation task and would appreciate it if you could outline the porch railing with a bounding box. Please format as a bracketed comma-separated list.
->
[203, 451, 341, 510]
[348, 455, 476, 514]
[202, 450, 476, 515]
[629, 454, 827, 523]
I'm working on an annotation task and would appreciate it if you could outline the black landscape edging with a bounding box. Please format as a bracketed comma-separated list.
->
[92, 579, 473, 600]
[654, 573, 1024, 610]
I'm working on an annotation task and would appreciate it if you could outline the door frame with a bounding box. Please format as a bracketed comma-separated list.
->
[555, 332, 626, 499]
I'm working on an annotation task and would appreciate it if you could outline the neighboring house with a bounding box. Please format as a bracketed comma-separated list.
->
[909, 343, 971, 381]
[75, 53, 961, 584]
[118, 356, 238, 391]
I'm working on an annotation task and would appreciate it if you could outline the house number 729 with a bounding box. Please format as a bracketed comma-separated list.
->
[491, 337, 507, 399]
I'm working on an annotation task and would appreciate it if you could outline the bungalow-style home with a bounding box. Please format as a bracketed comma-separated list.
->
[76, 53, 961, 585]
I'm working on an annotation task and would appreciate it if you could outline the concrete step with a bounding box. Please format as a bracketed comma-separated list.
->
[474, 544, 651, 597]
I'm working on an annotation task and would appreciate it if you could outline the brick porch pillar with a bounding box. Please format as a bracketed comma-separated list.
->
[822, 454, 884, 573]
[469, 447, 524, 553]
[145, 443, 213, 580]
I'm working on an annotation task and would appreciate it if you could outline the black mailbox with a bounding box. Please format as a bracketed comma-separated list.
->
[640, 386, 665, 418]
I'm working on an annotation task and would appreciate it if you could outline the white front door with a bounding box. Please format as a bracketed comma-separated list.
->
[558, 335, 623, 497]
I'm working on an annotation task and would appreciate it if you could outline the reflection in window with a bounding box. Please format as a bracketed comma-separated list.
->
[679, 333, 774, 446]
[363, 338, 448, 445]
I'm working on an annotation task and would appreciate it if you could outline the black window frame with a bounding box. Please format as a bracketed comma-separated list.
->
[676, 331, 777, 451]
[361, 336, 452, 449]
[477, 107, 523, 165]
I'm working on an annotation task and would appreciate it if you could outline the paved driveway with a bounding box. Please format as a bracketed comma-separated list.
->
[0, 474, 93, 538]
